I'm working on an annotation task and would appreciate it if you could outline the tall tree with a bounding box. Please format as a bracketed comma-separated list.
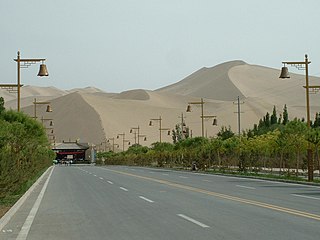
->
[271, 106, 278, 125]
[0, 97, 5, 114]
[282, 104, 289, 125]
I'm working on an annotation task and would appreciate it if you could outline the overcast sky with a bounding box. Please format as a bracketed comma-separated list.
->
[1, 0, 320, 93]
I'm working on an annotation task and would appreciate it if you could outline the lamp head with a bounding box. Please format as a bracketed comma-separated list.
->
[212, 118, 217, 126]
[38, 64, 49, 77]
[46, 105, 53, 112]
[279, 66, 290, 79]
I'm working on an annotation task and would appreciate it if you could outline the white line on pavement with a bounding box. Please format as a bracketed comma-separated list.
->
[120, 187, 128, 192]
[16, 167, 54, 240]
[291, 194, 320, 200]
[93, 174, 97, 177]
[236, 185, 256, 190]
[99, 177, 104, 180]
[203, 179, 212, 182]
[107, 181, 114, 185]
[177, 214, 210, 228]
[162, 173, 169, 176]
[179, 176, 188, 179]
[139, 196, 154, 203]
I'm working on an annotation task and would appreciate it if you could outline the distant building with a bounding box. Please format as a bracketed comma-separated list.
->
[52, 141, 94, 162]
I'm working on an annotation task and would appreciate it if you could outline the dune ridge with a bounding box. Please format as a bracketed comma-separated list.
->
[1, 60, 320, 149]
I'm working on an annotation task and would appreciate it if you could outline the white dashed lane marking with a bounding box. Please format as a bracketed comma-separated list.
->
[139, 196, 154, 203]
[177, 214, 210, 228]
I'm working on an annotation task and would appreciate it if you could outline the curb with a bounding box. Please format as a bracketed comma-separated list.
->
[0, 166, 53, 231]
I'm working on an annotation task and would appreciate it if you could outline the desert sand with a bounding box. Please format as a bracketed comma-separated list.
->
[1, 61, 320, 151]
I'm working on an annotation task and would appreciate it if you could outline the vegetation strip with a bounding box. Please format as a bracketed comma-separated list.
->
[104, 168, 320, 221]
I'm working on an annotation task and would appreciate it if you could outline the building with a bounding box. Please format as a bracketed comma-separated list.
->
[52, 141, 92, 163]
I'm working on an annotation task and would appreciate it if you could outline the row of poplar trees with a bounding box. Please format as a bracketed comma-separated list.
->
[97, 105, 320, 178]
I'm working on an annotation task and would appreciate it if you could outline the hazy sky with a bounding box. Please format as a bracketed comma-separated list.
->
[1, 0, 320, 93]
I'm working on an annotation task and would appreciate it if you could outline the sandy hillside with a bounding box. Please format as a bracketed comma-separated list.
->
[2, 61, 320, 150]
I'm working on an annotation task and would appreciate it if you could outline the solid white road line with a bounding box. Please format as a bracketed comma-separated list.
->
[107, 181, 114, 185]
[139, 196, 154, 203]
[236, 185, 256, 190]
[179, 176, 188, 179]
[120, 187, 128, 192]
[16, 167, 54, 240]
[177, 214, 210, 228]
[291, 194, 320, 200]
[162, 173, 169, 176]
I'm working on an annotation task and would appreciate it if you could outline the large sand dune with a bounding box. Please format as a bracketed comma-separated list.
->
[1, 61, 320, 150]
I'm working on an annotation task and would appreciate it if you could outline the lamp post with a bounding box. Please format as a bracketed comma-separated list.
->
[41, 117, 55, 145]
[33, 98, 52, 119]
[117, 133, 130, 151]
[130, 126, 147, 145]
[130, 126, 140, 145]
[14, 51, 49, 112]
[107, 138, 116, 152]
[149, 116, 171, 143]
[187, 98, 217, 138]
[279, 54, 313, 181]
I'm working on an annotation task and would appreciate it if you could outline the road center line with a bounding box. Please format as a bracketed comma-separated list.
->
[291, 194, 320, 200]
[177, 214, 210, 228]
[120, 187, 128, 192]
[99, 177, 104, 180]
[139, 196, 154, 203]
[179, 176, 188, 179]
[107, 181, 114, 185]
[162, 173, 169, 176]
[236, 185, 256, 190]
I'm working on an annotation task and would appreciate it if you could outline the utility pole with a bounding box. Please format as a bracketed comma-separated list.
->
[233, 96, 244, 137]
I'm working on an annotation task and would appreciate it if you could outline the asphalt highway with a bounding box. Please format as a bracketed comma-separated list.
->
[1, 165, 319, 239]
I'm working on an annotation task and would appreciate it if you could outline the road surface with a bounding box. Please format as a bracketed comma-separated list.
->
[1, 165, 319, 239]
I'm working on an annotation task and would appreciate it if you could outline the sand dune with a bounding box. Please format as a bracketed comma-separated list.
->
[157, 60, 247, 101]
[2, 60, 320, 150]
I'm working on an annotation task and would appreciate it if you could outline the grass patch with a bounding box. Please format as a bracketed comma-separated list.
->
[0, 167, 48, 218]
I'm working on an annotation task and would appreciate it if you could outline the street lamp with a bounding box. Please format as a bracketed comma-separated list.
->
[107, 138, 117, 152]
[117, 133, 130, 151]
[41, 117, 55, 144]
[186, 98, 217, 138]
[14, 51, 49, 112]
[279, 54, 313, 181]
[33, 98, 52, 119]
[130, 126, 147, 145]
[149, 116, 171, 143]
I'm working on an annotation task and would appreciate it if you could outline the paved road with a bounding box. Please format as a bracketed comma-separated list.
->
[1, 165, 319, 239]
